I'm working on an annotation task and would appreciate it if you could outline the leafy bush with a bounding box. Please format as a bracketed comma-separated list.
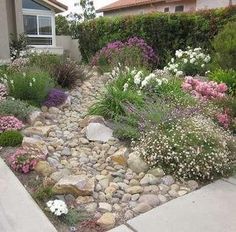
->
[74, 7, 236, 67]
[209, 69, 236, 96]
[0, 131, 23, 147]
[212, 21, 236, 70]
[0, 116, 24, 132]
[52, 59, 83, 88]
[132, 115, 235, 181]
[8, 148, 38, 173]
[0, 99, 35, 121]
[33, 186, 54, 202]
[43, 89, 68, 107]
[29, 52, 62, 73]
[164, 47, 211, 76]
[92, 37, 158, 71]
[3, 69, 55, 106]
[8, 58, 29, 72]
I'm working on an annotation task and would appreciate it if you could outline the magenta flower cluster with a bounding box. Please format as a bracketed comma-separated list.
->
[216, 111, 231, 129]
[43, 88, 68, 108]
[0, 116, 24, 132]
[8, 148, 38, 174]
[91, 37, 158, 67]
[182, 76, 228, 100]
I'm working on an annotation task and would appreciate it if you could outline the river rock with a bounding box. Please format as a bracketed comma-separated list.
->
[127, 152, 148, 174]
[86, 123, 113, 142]
[52, 175, 95, 196]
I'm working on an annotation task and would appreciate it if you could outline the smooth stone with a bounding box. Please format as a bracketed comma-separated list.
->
[161, 175, 175, 186]
[127, 152, 148, 174]
[34, 161, 54, 177]
[148, 168, 165, 177]
[140, 174, 160, 186]
[86, 123, 113, 143]
[138, 194, 160, 207]
[187, 180, 199, 191]
[133, 203, 152, 214]
[98, 202, 112, 212]
[97, 213, 116, 230]
[126, 186, 143, 194]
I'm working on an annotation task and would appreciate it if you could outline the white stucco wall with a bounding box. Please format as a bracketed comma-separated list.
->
[196, 0, 236, 10]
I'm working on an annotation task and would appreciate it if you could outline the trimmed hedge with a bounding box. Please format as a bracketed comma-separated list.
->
[74, 7, 236, 67]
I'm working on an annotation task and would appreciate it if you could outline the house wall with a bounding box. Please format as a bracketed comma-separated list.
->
[196, 0, 236, 10]
[0, 0, 11, 62]
[56, 36, 82, 61]
[104, 0, 196, 16]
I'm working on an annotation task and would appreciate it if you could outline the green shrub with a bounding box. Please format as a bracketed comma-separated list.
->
[133, 115, 235, 182]
[29, 53, 62, 72]
[62, 209, 89, 226]
[74, 7, 236, 67]
[52, 59, 83, 88]
[33, 186, 54, 202]
[212, 21, 236, 70]
[0, 99, 35, 121]
[0, 131, 23, 147]
[3, 68, 55, 106]
[209, 69, 236, 96]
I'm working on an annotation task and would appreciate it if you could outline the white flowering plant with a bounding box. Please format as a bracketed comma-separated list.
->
[1, 68, 54, 106]
[110, 66, 169, 94]
[132, 115, 235, 181]
[47, 200, 68, 216]
[164, 47, 211, 77]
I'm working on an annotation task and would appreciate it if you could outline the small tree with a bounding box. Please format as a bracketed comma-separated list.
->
[55, 15, 71, 35]
[80, 0, 96, 21]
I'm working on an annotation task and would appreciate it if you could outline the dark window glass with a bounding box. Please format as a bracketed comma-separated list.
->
[175, 5, 184, 12]
[164, 7, 169, 12]
[39, 16, 52, 35]
[23, 15, 37, 35]
[27, 37, 52, 45]
[22, 0, 50, 10]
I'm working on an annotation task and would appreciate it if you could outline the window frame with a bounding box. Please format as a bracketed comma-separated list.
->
[175, 5, 184, 12]
[164, 7, 169, 13]
[22, 8, 56, 47]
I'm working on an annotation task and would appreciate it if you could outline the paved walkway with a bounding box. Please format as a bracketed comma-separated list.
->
[0, 158, 57, 232]
[109, 178, 236, 232]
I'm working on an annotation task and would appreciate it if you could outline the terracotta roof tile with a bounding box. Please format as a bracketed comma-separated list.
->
[97, 0, 165, 12]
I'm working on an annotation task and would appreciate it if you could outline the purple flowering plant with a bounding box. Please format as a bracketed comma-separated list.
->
[43, 88, 68, 108]
[91, 37, 158, 70]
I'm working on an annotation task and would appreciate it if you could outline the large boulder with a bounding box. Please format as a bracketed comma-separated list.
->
[127, 152, 148, 174]
[52, 175, 95, 196]
[86, 123, 113, 143]
[79, 115, 105, 128]
[22, 137, 48, 160]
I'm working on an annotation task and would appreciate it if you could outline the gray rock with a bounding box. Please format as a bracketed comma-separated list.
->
[140, 174, 160, 186]
[62, 147, 71, 156]
[127, 152, 148, 174]
[133, 203, 152, 214]
[122, 193, 132, 202]
[187, 180, 199, 191]
[85, 202, 97, 213]
[126, 186, 143, 194]
[148, 168, 165, 177]
[138, 194, 160, 207]
[162, 175, 175, 186]
[86, 123, 113, 143]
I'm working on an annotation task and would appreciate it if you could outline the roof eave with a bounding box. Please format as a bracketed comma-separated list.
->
[42, 0, 68, 13]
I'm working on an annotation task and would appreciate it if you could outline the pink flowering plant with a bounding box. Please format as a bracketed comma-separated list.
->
[0, 116, 24, 132]
[182, 76, 228, 101]
[8, 148, 38, 174]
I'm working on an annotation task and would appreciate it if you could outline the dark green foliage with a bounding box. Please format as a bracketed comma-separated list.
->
[55, 15, 71, 35]
[9, 33, 28, 60]
[0, 99, 35, 121]
[212, 21, 236, 70]
[0, 131, 23, 147]
[33, 186, 54, 202]
[209, 69, 236, 96]
[62, 208, 89, 226]
[74, 7, 236, 67]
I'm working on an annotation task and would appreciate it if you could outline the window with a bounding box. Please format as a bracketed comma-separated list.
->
[22, 0, 55, 47]
[164, 7, 169, 12]
[23, 14, 54, 46]
[175, 5, 184, 12]
[22, 0, 50, 11]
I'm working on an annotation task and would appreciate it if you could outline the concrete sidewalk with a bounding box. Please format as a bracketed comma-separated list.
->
[110, 178, 236, 232]
[0, 158, 57, 232]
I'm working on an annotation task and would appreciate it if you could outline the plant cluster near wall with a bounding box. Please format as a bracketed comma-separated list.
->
[74, 6, 236, 67]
